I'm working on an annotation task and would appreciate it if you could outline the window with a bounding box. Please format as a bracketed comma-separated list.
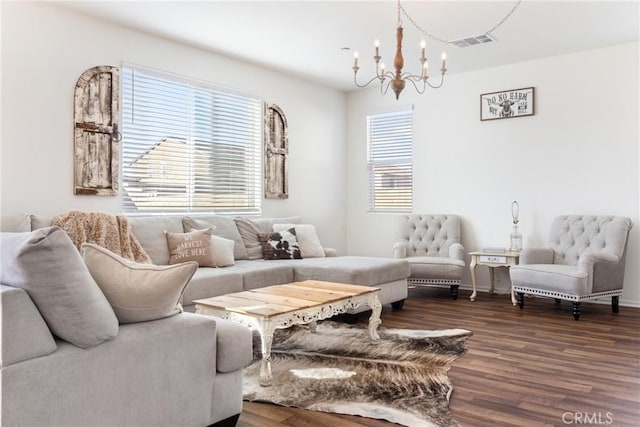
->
[121, 66, 262, 214]
[367, 107, 413, 212]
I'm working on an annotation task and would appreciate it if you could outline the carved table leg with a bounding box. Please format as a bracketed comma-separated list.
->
[469, 256, 478, 301]
[367, 294, 382, 341]
[257, 320, 276, 387]
[489, 267, 495, 294]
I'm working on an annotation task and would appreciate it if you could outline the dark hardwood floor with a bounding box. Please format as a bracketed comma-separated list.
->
[238, 288, 640, 427]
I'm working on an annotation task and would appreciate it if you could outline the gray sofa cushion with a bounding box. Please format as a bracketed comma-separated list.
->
[29, 214, 52, 230]
[510, 264, 589, 296]
[285, 256, 410, 287]
[183, 215, 249, 260]
[0, 214, 31, 232]
[127, 216, 184, 265]
[406, 256, 465, 280]
[182, 268, 244, 305]
[82, 244, 198, 323]
[0, 227, 118, 348]
[232, 260, 294, 290]
[0, 285, 57, 366]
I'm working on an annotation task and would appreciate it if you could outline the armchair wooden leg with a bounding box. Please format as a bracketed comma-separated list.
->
[612, 296, 620, 313]
[572, 302, 581, 320]
[517, 292, 525, 309]
[450, 285, 459, 300]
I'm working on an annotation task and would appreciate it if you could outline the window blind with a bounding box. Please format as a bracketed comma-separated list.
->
[121, 66, 262, 214]
[367, 108, 413, 212]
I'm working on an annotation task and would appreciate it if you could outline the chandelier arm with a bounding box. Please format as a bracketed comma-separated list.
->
[402, 73, 424, 81]
[426, 73, 445, 89]
[354, 74, 385, 88]
[380, 79, 392, 96]
[406, 78, 427, 95]
[398, 0, 522, 44]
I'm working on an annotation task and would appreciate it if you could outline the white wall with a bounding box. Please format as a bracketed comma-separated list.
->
[0, 2, 347, 251]
[346, 42, 640, 306]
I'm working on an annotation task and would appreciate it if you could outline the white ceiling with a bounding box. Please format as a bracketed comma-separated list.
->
[57, 0, 640, 91]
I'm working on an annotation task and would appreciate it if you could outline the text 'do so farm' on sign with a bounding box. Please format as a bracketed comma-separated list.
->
[480, 87, 534, 121]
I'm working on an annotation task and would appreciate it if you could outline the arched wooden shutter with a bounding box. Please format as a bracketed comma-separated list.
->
[73, 66, 120, 195]
[264, 103, 288, 199]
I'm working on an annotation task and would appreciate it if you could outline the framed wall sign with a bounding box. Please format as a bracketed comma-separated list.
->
[480, 87, 534, 121]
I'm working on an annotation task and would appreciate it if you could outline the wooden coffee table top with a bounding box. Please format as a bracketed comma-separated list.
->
[193, 280, 379, 318]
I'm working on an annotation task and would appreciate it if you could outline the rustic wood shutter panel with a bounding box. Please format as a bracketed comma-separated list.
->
[74, 66, 120, 195]
[264, 103, 288, 199]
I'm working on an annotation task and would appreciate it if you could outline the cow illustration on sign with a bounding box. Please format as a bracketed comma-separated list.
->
[499, 99, 515, 117]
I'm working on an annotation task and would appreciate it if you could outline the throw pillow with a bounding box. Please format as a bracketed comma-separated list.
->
[234, 217, 265, 260]
[273, 223, 326, 258]
[212, 235, 235, 267]
[182, 216, 249, 260]
[258, 228, 302, 260]
[235, 216, 301, 260]
[0, 227, 119, 348]
[165, 228, 216, 267]
[182, 220, 236, 267]
[82, 244, 198, 324]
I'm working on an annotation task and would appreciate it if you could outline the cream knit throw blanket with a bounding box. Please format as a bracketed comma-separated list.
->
[52, 210, 152, 264]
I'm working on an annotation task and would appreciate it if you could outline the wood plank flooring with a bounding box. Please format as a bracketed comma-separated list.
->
[238, 288, 640, 427]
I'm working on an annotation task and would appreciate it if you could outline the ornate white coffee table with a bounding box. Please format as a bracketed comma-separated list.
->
[194, 280, 382, 387]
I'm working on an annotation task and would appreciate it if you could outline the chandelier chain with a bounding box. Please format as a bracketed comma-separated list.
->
[398, 0, 523, 45]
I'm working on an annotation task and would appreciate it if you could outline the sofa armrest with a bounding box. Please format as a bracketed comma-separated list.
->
[1, 285, 57, 366]
[323, 247, 338, 257]
[213, 318, 253, 373]
[448, 243, 465, 261]
[519, 248, 554, 265]
[393, 240, 408, 258]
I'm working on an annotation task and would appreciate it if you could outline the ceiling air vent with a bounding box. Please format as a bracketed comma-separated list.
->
[451, 33, 496, 48]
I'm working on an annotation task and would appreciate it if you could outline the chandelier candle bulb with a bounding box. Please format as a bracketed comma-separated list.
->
[374, 39, 380, 57]
[353, 51, 359, 68]
[420, 40, 426, 60]
[441, 52, 447, 70]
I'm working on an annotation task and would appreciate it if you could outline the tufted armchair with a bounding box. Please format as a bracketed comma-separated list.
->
[393, 214, 465, 300]
[510, 215, 633, 320]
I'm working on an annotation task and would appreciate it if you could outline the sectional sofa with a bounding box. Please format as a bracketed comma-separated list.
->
[0, 212, 409, 426]
[125, 214, 411, 312]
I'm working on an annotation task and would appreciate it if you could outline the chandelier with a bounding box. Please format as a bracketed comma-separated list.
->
[352, 0, 445, 100]
[352, 0, 522, 100]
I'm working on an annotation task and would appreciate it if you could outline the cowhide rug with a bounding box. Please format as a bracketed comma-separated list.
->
[243, 321, 472, 427]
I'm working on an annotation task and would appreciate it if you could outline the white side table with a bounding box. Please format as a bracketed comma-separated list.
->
[469, 251, 520, 305]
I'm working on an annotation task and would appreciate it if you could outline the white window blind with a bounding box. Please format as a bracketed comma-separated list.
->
[367, 107, 413, 212]
[121, 66, 262, 214]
